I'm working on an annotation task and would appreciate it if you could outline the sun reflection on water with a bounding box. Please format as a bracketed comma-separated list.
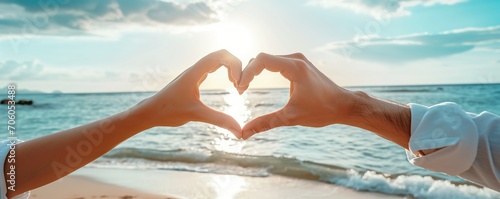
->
[212, 88, 250, 153]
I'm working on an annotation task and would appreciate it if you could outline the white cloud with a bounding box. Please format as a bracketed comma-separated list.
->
[0, 60, 54, 80]
[0, 60, 131, 82]
[321, 26, 500, 63]
[307, 0, 466, 17]
[0, 60, 78, 81]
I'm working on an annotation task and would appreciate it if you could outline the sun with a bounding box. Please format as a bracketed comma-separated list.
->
[214, 22, 255, 62]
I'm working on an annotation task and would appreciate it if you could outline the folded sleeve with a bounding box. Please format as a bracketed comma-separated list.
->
[406, 102, 500, 191]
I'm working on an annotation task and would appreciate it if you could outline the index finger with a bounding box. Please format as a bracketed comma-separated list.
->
[185, 49, 242, 86]
[238, 53, 302, 93]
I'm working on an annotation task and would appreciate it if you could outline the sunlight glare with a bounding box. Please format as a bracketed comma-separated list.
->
[210, 175, 246, 199]
[213, 88, 250, 153]
[215, 22, 255, 61]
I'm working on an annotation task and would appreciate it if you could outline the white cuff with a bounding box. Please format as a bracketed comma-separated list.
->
[406, 102, 479, 175]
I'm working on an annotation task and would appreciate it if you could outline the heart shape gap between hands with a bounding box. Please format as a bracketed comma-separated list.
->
[162, 51, 349, 140]
[199, 68, 284, 139]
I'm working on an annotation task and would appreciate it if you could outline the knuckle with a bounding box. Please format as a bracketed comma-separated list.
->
[247, 58, 255, 65]
[211, 49, 230, 58]
[217, 49, 230, 54]
[294, 59, 309, 71]
[234, 58, 243, 67]
[256, 52, 270, 60]
[292, 52, 306, 59]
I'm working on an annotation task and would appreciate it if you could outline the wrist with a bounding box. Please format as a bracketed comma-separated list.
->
[334, 90, 369, 125]
[121, 98, 157, 131]
[340, 90, 411, 149]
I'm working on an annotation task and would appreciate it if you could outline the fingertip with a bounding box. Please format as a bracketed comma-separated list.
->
[242, 129, 257, 140]
[226, 120, 243, 139]
[237, 85, 248, 95]
[229, 128, 243, 139]
[196, 105, 243, 138]
[220, 122, 242, 139]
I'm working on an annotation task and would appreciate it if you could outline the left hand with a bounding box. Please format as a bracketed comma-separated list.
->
[131, 50, 243, 137]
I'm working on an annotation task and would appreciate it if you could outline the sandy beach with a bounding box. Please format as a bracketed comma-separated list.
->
[30, 167, 403, 199]
[30, 174, 173, 199]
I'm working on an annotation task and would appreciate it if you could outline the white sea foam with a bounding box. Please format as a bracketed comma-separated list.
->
[327, 170, 500, 199]
[92, 148, 500, 198]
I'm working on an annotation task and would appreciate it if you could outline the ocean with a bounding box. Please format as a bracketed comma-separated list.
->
[3, 84, 500, 199]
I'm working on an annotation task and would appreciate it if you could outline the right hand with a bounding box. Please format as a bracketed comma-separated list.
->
[237, 53, 355, 139]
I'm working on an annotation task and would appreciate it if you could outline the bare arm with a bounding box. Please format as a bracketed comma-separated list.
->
[10, 107, 149, 196]
[237, 52, 411, 149]
[342, 91, 411, 149]
[5, 50, 243, 198]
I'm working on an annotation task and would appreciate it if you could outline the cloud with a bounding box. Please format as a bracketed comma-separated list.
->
[321, 26, 500, 63]
[0, 59, 138, 83]
[0, 60, 66, 80]
[104, 71, 119, 78]
[308, 0, 466, 17]
[0, 0, 234, 36]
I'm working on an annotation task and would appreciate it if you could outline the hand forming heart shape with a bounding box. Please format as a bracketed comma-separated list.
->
[136, 50, 351, 140]
[237, 53, 352, 140]
[135, 50, 243, 137]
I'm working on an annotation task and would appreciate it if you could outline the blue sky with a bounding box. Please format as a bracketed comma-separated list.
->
[0, 0, 499, 93]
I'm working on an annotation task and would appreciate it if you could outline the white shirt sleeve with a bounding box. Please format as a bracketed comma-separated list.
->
[406, 102, 500, 192]
[1, 140, 30, 199]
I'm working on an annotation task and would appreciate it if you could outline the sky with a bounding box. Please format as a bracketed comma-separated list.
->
[0, 0, 499, 93]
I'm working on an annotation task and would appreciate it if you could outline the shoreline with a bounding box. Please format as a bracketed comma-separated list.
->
[31, 167, 403, 199]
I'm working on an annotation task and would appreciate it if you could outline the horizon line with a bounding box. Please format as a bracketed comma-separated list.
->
[12, 82, 500, 95]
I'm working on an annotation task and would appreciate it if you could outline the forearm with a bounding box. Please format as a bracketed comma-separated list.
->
[340, 91, 411, 149]
[5, 105, 152, 197]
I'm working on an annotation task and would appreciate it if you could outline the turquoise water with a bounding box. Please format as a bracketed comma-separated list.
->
[2, 84, 500, 198]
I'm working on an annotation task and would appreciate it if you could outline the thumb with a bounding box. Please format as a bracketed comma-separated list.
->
[194, 105, 242, 138]
[242, 110, 288, 140]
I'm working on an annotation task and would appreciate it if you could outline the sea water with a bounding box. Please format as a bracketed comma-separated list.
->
[2, 84, 500, 198]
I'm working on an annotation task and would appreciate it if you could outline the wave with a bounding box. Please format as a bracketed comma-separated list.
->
[254, 103, 275, 107]
[374, 87, 444, 93]
[100, 148, 340, 180]
[249, 91, 270, 95]
[326, 170, 499, 199]
[91, 148, 500, 198]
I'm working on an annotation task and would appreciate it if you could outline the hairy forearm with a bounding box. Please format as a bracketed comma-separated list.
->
[5, 105, 151, 197]
[341, 91, 411, 149]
